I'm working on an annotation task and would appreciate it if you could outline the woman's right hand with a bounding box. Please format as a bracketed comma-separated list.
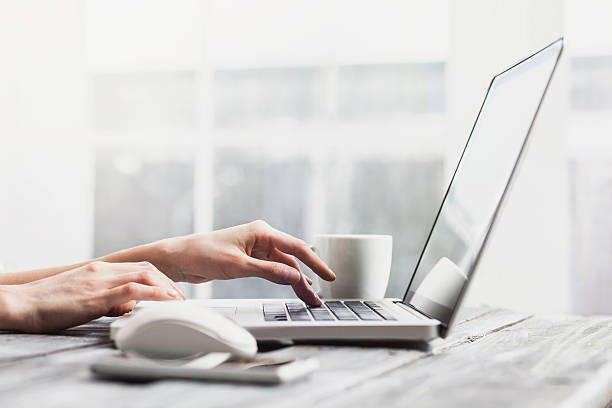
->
[0, 261, 185, 333]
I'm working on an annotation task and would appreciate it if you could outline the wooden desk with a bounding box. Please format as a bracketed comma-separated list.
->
[1, 306, 612, 407]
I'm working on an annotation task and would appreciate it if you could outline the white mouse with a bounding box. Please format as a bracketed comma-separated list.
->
[114, 302, 257, 360]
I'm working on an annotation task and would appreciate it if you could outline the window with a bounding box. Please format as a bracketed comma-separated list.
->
[85, 1, 450, 298]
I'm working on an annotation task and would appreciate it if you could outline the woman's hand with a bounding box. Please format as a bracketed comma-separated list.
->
[0, 261, 185, 333]
[157, 220, 335, 306]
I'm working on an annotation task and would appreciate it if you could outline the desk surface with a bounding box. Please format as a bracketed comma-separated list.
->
[1, 306, 612, 408]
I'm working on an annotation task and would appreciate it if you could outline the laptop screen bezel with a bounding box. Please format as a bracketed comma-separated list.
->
[401, 38, 564, 337]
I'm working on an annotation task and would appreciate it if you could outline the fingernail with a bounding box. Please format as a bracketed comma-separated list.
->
[167, 289, 179, 298]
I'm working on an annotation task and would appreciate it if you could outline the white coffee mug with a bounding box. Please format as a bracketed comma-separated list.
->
[312, 234, 392, 299]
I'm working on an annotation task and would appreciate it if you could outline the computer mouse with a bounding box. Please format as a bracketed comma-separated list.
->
[114, 302, 257, 360]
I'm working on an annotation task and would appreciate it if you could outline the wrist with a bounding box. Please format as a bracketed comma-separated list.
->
[98, 238, 185, 282]
[147, 237, 188, 282]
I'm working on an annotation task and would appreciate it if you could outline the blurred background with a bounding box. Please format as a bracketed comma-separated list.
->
[0, 0, 610, 315]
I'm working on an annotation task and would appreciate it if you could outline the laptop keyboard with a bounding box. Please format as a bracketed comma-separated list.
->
[263, 301, 397, 322]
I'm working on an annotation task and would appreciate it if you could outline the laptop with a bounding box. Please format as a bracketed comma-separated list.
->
[112, 38, 563, 343]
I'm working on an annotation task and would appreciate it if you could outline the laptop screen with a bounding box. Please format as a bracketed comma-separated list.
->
[403, 39, 563, 328]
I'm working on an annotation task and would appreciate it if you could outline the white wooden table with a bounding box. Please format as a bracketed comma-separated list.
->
[1, 306, 612, 407]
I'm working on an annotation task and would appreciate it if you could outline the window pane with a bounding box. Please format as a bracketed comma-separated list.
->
[323, 158, 444, 298]
[213, 68, 320, 128]
[570, 56, 612, 111]
[211, 147, 310, 298]
[569, 159, 612, 314]
[94, 149, 194, 256]
[338, 62, 446, 119]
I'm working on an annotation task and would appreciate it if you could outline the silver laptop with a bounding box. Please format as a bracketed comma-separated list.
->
[114, 39, 563, 343]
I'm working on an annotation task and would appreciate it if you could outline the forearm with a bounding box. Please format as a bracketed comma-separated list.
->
[0, 238, 183, 285]
[0, 263, 86, 285]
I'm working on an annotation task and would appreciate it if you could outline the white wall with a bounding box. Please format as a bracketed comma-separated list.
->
[0, 1, 92, 271]
[206, 0, 449, 68]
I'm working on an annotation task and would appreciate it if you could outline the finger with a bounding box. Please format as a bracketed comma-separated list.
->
[267, 248, 300, 270]
[265, 229, 335, 281]
[108, 270, 183, 299]
[244, 257, 301, 285]
[106, 301, 136, 317]
[291, 273, 321, 306]
[101, 261, 186, 299]
[107, 271, 178, 296]
[134, 262, 187, 300]
[105, 282, 180, 306]
[268, 248, 314, 286]
[103, 262, 186, 300]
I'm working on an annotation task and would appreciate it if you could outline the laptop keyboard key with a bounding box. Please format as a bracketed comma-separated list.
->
[289, 315, 311, 321]
[307, 306, 335, 321]
[364, 301, 397, 320]
[344, 301, 382, 321]
[324, 301, 359, 320]
[263, 303, 288, 321]
[285, 302, 313, 321]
